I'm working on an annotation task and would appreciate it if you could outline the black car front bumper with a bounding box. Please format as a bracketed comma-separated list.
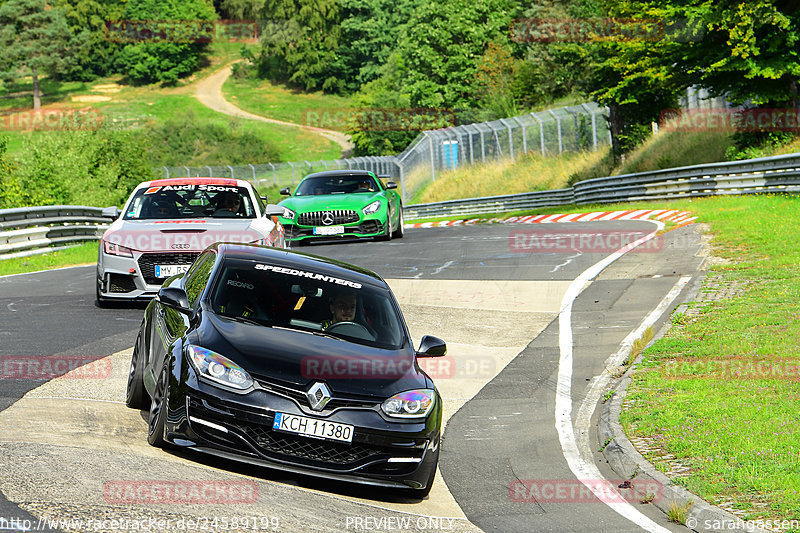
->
[163, 365, 441, 491]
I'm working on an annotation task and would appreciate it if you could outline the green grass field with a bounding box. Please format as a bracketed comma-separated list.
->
[222, 75, 352, 127]
[0, 242, 98, 276]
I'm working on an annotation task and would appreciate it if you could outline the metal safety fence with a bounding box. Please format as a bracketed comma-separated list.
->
[7, 152, 800, 258]
[159, 103, 611, 203]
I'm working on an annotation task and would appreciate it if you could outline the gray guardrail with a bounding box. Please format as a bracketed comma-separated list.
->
[4, 152, 800, 258]
[0, 205, 111, 259]
[405, 152, 800, 219]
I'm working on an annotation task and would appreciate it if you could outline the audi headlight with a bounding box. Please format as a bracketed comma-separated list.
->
[186, 345, 253, 391]
[281, 208, 296, 221]
[103, 240, 133, 257]
[381, 389, 435, 419]
[362, 200, 381, 215]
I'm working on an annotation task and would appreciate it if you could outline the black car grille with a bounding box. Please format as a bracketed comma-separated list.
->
[233, 423, 378, 465]
[297, 210, 359, 226]
[253, 377, 378, 412]
[108, 273, 136, 293]
[137, 252, 200, 285]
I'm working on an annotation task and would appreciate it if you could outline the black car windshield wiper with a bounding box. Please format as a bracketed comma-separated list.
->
[272, 325, 338, 339]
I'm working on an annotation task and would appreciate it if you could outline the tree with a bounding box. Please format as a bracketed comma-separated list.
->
[0, 0, 77, 110]
[115, 0, 217, 85]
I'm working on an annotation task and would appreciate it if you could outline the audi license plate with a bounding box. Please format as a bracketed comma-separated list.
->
[273, 412, 353, 443]
[154, 264, 191, 278]
[313, 225, 344, 235]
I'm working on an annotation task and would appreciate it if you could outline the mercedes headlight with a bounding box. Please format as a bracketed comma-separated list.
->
[381, 389, 435, 419]
[362, 200, 381, 215]
[281, 208, 296, 221]
[187, 345, 253, 391]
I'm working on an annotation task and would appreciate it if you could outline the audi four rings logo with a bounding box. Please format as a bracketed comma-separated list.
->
[321, 212, 334, 226]
[171, 244, 191, 249]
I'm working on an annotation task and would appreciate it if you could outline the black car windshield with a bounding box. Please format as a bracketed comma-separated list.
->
[124, 184, 256, 220]
[294, 176, 377, 196]
[210, 259, 406, 349]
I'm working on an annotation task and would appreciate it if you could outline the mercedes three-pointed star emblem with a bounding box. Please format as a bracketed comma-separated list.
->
[321, 212, 334, 226]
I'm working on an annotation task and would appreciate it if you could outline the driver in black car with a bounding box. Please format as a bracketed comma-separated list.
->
[323, 292, 357, 328]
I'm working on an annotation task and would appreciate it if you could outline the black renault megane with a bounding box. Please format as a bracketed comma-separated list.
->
[126, 243, 446, 497]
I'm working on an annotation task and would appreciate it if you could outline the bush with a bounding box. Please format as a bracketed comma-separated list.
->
[144, 110, 281, 166]
[4, 127, 154, 208]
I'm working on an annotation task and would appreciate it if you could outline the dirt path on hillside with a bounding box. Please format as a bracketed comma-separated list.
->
[195, 64, 354, 155]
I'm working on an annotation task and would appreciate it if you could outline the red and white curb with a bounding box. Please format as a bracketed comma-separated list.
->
[404, 209, 696, 229]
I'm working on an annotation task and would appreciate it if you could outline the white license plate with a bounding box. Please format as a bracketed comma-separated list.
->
[313, 225, 345, 235]
[154, 264, 191, 278]
[272, 412, 353, 443]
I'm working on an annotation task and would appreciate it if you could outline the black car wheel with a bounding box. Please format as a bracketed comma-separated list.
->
[392, 206, 404, 239]
[125, 328, 148, 409]
[147, 362, 170, 448]
[95, 283, 110, 308]
[377, 209, 392, 241]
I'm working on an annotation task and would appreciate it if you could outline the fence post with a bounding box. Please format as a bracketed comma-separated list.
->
[321, 160, 327, 170]
[206, 165, 212, 176]
[547, 110, 563, 154]
[425, 132, 436, 182]
[500, 118, 514, 161]
[183, 166, 190, 177]
[513, 117, 527, 154]
[269, 163, 276, 186]
[532, 113, 546, 156]
[227, 165, 234, 179]
[486, 123, 503, 159]
[248, 164, 256, 184]
[478, 125, 486, 162]
[581, 103, 598, 151]
[397, 159, 406, 203]
[288, 162, 295, 185]
[162, 166, 169, 178]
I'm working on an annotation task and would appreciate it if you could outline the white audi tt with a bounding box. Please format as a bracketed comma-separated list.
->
[96, 177, 286, 305]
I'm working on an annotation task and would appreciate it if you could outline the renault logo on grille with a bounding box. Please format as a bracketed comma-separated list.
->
[321, 212, 334, 226]
[306, 382, 332, 411]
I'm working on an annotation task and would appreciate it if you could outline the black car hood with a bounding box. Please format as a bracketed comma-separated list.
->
[196, 312, 430, 398]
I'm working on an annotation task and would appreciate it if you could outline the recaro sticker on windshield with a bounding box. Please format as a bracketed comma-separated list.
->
[254, 264, 362, 289]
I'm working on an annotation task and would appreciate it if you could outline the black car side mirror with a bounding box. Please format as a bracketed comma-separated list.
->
[157, 287, 191, 314]
[280, 187, 291, 196]
[416, 335, 446, 357]
[385, 182, 398, 190]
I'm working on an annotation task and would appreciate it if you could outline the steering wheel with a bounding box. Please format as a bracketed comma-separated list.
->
[325, 321, 376, 341]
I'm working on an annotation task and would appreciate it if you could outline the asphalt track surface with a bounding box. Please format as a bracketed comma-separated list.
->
[0, 221, 706, 533]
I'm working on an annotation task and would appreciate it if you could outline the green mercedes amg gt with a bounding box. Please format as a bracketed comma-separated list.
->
[277, 170, 404, 244]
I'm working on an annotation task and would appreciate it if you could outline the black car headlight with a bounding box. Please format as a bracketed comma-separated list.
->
[187, 345, 253, 391]
[381, 389, 435, 419]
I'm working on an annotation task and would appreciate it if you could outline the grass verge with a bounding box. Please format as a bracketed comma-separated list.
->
[0, 242, 97, 277]
[619, 194, 800, 524]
